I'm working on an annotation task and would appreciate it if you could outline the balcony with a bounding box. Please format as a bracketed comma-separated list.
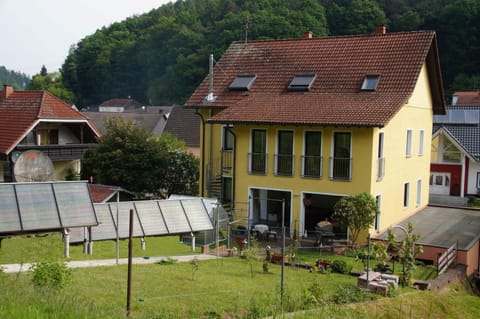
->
[248, 152, 267, 174]
[14, 144, 95, 161]
[275, 154, 294, 176]
[302, 155, 323, 178]
[329, 157, 352, 180]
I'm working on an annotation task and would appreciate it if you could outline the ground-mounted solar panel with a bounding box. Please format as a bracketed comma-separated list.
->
[90, 204, 117, 241]
[181, 199, 214, 232]
[158, 200, 191, 234]
[0, 184, 21, 232]
[108, 202, 144, 238]
[53, 182, 97, 227]
[134, 201, 168, 236]
[15, 183, 61, 231]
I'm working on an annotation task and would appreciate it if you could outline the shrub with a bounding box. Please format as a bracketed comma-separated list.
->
[331, 260, 352, 274]
[30, 261, 72, 290]
[332, 285, 367, 304]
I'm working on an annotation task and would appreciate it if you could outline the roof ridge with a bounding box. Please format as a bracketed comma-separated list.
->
[230, 30, 436, 45]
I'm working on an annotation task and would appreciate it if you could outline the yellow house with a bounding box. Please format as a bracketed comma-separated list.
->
[185, 29, 445, 239]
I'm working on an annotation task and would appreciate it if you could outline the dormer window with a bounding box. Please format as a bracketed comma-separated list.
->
[288, 73, 316, 91]
[229, 74, 257, 91]
[361, 74, 380, 90]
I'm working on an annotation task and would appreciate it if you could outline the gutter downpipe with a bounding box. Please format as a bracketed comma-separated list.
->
[195, 109, 206, 197]
[226, 125, 236, 213]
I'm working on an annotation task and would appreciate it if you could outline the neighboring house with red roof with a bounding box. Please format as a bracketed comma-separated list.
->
[430, 92, 480, 203]
[0, 85, 100, 182]
[185, 28, 446, 239]
[83, 105, 200, 157]
[88, 183, 134, 203]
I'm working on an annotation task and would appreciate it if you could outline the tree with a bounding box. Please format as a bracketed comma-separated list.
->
[387, 222, 423, 287]
[27, 69, 75, 103]
[82, 117, 199, 198]
[332, 192, 378, 246]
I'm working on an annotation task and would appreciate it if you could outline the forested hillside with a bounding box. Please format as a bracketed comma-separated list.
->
[61, 0, 480, 106]
[0, 66, 30, 90]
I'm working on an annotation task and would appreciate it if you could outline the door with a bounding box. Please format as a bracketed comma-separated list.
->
[429, 173, 450, 195]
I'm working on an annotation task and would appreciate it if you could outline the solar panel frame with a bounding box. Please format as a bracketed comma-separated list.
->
[108, 202, 144, 238]
[181, 199, 214, 232]
[15, 183, 61, 231]
[0, 184, 21, 232]
[134, 201, 169, 236]
[53, 182, 98, 227]
[158, 200, 192, 234]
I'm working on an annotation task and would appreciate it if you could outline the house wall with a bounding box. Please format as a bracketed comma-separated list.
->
[430, 163, 462, 195]
[372, 63, 433, 233]
[200, 63, 436, 236]
[53, 160, 81, 180]
[461, 241, 480, 276]
[417, 242, 479, 276]
[467, 161, 480, 195]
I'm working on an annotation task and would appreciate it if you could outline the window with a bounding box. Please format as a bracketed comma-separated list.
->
[37, 129, 58, 145]
[403, 182, 410, 208]
[276, 130, 294, 175]
[406, 129, 412, 157]
[288, 73, 316, 91]
[418, 129, 424, 156]
[331, 132, 351, 180]
[303, 131, 322, 177]
[229, 74, 256, 91]
[250, 129, 267, 174]
[222, 126, 234, 151]
[361, 75, 379, 90]
[222, 177, 233, 203]
[377, 132, 385, 180]
[442, 137, 461, 163]
[416, 179, 422, 206]
[375, 195, 382, 232]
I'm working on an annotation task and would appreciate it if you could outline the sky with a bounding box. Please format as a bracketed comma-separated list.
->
[0, 0, 172, 76]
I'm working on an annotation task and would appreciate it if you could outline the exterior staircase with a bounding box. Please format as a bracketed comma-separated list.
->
[429, 194, 468, 207]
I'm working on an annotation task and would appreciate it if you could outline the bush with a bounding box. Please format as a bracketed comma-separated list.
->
[332, 285, 367, 304]
[331, 260, 352, 274]
[30, 261, 72, 290]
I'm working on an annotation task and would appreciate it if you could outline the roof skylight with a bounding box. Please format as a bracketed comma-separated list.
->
[288, 73, 316, 91]
[229, 74, 257, 91]
[361, 75, 380, 91]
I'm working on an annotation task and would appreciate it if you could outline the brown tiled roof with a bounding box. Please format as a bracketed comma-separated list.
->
[185, 31, 446, 126]
[164, 106, 200, 147]
[99, 98, 142, 109]
[453, 91, 480, 106]
[0, 87, 101, 154]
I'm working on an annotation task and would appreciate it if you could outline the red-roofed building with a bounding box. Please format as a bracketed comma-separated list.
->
[186, 29, 446, 239]
[0, 85, 101, 182]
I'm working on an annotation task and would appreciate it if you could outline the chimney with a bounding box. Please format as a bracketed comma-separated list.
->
[1, 85, 14, 99]
[375, 25, 386, 35]
[303, 31, 313, 39]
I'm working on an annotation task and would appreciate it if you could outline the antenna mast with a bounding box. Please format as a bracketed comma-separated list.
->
[244, 16, 249, 45]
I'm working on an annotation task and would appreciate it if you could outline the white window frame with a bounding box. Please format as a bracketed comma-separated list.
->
[416, 179, 422, 206]
[377, 131, 385, 181]
[403, 182, 410, 208]
[406, 129, 413, 157]
[418, 129, 425, 156]
[375, 194, 382, 232]
[302, 130, 322, 178]
[275, 129, 295, 176]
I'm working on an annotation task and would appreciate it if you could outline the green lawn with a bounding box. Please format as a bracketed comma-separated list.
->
[0, 233, 197, 264]
[1, 235, 480, 318]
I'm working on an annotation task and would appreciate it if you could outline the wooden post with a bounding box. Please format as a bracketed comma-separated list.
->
[126, 208, 134, 317]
